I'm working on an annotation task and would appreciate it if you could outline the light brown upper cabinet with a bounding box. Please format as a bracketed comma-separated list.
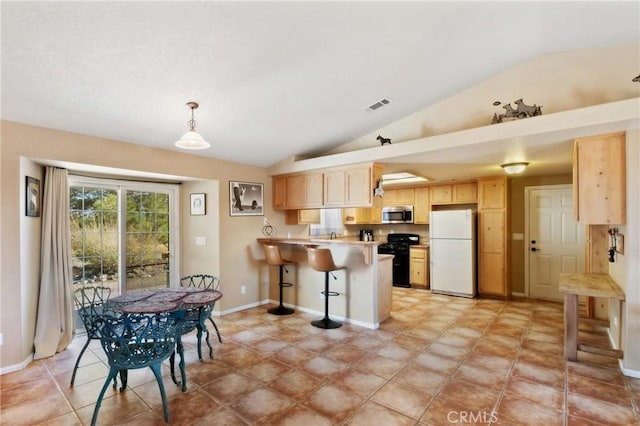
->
[369, 206, 382, 224]
[272, 176, 287, 210]
[273, 162, 383, 210]
[429, 184, 452, 204]
[285, 209, 321, 225]
[573, 132, 626, 225]
[413, 187, 430, 224]
[323, 169, 347, 207]
[477, 178, 506, 209]
[342, 207, 370, 225]
[429, 182, 477, 205]
[286, 172, 323, 209]
[382, 188, 414, 206]
[325, 164, 382, 207]
[452, 182, 478, 203]
[346, 166, 380, 206]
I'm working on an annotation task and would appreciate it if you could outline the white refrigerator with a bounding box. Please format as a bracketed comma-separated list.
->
[429, 209, 477, 298]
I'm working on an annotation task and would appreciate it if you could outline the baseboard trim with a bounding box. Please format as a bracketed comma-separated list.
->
[605, 329, 640, 378]
[0, 354, 33, 375]
[216, 299, 269, 316]
[619, 361, 640, 378]
[216, 299, 378, 329]
[293, 305, 378, 330]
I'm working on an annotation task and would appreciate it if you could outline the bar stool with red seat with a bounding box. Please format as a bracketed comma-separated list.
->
[307, 247, 345, 329]
[263, 244, 296, 315]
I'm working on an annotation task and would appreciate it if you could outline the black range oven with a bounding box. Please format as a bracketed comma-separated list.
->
[377, 233, 420, 288]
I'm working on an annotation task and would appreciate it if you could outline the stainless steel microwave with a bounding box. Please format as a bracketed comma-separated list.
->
[381, 205, 414, 224]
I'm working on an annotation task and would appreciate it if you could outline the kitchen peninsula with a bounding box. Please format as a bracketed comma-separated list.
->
[257, 237, 392, 328]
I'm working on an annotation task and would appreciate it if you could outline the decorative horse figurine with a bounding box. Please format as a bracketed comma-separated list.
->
[377, 135, 392, 146]
[513, 98, 542, 117]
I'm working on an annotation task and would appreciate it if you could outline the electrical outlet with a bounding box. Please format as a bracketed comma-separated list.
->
[263, 217, 269, 225]
[0, 333, 3, 346]
[241, 286, 246, 295]
[613, 316, 618, 327]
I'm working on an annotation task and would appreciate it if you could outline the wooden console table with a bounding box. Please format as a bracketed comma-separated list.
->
[559, 273, 625, 361]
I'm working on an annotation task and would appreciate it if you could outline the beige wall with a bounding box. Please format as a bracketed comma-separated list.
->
[0, 120, 282, 369]
[609, 130, 640, 372]
[508, 173, 573, 294]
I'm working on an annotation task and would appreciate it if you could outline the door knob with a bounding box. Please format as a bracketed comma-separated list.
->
[530, 247, 539, 252]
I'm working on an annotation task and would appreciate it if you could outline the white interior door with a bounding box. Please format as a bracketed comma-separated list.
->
[527, 185, 585, 300]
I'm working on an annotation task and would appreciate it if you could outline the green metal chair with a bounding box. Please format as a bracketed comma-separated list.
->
[71, 286, 118, 386]
[91, 312, 177, 426]
[179, 274, 222, 357]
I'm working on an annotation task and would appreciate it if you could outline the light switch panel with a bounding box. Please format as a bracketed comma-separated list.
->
[512, 233, 524, 240]
[195, 237, 206, 246]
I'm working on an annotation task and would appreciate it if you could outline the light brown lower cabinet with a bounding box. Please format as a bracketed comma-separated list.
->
[477, 176, 509, 298]
[410, 247, 429, 288]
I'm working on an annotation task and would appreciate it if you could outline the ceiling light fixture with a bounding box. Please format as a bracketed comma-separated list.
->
[382, 172, 429, 185]
[501, 162, 529, 174]
[175, 102, 210, 150]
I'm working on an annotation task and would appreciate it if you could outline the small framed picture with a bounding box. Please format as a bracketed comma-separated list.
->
[26, 176, 41, 217]
[190, 193, 206, 216]
[230, 181, 263, 216]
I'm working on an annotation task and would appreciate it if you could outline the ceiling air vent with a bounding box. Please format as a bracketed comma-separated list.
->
[366, 98, 391, 111]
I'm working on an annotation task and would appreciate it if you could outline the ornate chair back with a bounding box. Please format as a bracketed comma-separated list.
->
[70, 285, 117, 386]
[91, 312, 177, 425]
[176, 274, 223, 359]
[73, 286, 114, 337]
[180, 274, 220, 290]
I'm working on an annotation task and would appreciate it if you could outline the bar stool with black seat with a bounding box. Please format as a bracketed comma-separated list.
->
[263, 244, 296, 315]
[307, 247, 345, 329]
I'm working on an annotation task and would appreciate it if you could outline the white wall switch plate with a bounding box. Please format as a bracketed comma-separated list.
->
[196, 236, 206, 246]
[512, 233, 524, 240]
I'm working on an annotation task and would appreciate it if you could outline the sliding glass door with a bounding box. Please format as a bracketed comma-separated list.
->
[70, 177, 179, 297]
[70, 185, 120, 295]
[125, 190, 171, 292]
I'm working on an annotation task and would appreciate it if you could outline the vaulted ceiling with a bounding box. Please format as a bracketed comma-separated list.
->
[2, 2, 639, 181]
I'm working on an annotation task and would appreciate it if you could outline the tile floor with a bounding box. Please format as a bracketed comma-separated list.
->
[2, 288, 640, 425]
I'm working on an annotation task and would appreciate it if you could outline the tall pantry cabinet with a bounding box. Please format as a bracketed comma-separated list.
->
[477, 176, 510, 298]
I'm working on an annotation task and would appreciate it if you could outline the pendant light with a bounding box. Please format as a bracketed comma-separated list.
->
[175, 102, 210, 150]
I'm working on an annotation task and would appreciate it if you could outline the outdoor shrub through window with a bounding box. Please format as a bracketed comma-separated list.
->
[70, 178, 178, 332]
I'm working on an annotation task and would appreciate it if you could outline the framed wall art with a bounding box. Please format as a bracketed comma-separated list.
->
[26, 176, 41, 217]
[190, 193, 206, 216]
[229, 181, 263, 216]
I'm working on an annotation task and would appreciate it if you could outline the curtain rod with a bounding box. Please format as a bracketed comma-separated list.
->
[67, 171, 182, 185]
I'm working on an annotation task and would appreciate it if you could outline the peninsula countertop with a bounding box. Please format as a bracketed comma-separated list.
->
[256, 237, 392, 328]
[257, 237, 381, 265]
[257, 237, 381, 247]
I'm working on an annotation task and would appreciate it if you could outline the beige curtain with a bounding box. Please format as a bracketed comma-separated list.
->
[33, 167, 74, 359]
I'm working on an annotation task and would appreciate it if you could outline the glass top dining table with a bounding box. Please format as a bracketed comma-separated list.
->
[107, 287, 222, 314]
[106, 287, 223, 391]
